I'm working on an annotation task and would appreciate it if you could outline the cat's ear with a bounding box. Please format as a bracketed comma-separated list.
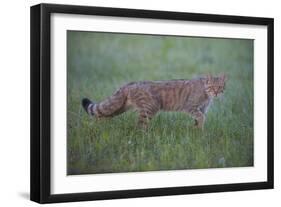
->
[203, 74, 212, 84]
[206, 74, 212, 82]
[220, 73, 227, 82]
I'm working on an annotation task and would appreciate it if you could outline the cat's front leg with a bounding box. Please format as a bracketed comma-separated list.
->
[189, 109, 205, 129]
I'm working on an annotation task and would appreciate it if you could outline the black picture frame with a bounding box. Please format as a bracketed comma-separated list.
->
[30, 3, 274, 204]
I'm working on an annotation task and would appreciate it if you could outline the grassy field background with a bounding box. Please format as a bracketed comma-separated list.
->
[67, 31, 253, 175]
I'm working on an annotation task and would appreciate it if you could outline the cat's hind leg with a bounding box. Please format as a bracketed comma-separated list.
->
[136, 100, 160, 129]
[133, 97, 159, 129]
[137, 108, 157, 129]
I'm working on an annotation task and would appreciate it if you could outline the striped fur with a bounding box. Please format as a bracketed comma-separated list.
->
[85, 74, 227, 129]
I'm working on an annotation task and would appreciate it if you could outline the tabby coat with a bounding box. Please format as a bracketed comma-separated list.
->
[83, 75, 226, 129]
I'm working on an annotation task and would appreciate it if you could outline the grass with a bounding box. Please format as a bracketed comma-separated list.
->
[67, 31, 254, 175]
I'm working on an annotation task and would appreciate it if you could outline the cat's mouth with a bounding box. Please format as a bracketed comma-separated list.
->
[209, 92, 223, 98]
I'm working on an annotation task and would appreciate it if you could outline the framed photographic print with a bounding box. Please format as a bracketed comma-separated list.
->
[30, 3, 274, 203]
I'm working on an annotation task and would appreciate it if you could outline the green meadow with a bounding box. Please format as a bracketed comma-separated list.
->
[67, 31, 253, 175]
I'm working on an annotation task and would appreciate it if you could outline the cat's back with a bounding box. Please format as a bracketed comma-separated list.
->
[122, 79, 206, 95]
[124, 79, 192, 90]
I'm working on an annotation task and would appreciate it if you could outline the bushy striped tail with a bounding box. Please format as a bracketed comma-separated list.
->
[82, 87, 127, 118]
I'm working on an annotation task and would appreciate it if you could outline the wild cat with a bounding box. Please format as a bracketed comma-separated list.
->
[82, 74, 227, 129]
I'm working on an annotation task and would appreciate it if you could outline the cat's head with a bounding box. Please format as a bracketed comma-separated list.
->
[203, 74, 227, 97]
